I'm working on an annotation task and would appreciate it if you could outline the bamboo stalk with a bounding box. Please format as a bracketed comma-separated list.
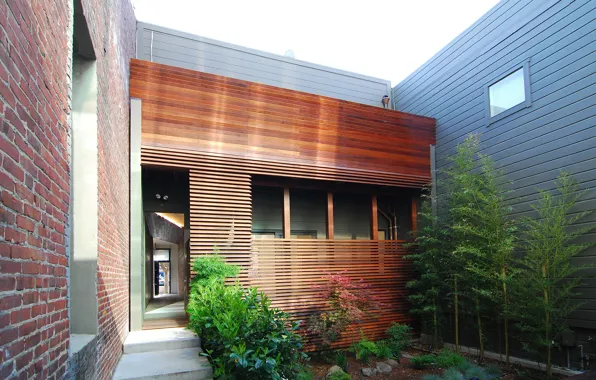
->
[454, 276, 459, 353]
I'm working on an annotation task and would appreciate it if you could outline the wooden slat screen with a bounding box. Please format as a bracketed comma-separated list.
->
[250, 239, 413, 347]
[188, 169, 252, 273]
[185, 160, 414, 347]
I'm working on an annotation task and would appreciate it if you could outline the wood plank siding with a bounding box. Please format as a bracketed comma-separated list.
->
[132, 58, 433, 346]
[130, 59, 436, 186]
[394, 0, 595, 365]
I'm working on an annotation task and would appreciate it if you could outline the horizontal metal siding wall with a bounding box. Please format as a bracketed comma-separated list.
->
[393, 0, 596, 354]
[137, 23, 391, 106]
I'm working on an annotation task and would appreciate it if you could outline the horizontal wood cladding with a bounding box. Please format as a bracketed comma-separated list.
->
[130, 59, 435, 185]
[250, 239, 413, 347]
[189, 169, 253, 269]
[142, 146, 429, 188]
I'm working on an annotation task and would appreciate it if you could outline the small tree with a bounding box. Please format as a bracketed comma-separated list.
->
[307, 272, 383, 350]
[516, 172, 595, 378]
[406, 195, 449, 349]
[448, 149, 518, 362]
[443, 134, 488, 356]
[442, 134, 518, 359]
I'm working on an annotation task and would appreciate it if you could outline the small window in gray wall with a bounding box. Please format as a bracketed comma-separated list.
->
[485, 60, 531, 124]
[489, 68, 525, 117]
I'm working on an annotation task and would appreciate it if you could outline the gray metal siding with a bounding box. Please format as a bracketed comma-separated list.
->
[393, 0, 596, 349]
[137, 22, 391, 107]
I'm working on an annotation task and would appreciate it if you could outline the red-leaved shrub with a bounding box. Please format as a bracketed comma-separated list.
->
[307, 271, 383, 349]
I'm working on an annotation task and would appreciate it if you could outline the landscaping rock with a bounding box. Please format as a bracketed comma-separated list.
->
[326, 365, 343, 378]
[376, 362, 392, 374]
[361, 367, 378, 377]
[384, 359, 399, 368]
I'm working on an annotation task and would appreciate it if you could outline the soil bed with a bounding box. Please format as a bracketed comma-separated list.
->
[308, 348, 566, 379]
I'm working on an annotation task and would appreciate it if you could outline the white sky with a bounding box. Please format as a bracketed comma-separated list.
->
[132, 0, 501, 85]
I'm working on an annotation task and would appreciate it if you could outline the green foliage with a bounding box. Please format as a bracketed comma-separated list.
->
[327, 369, 352, 380]
[410, 354, 436, 369]
[295, 367, 315, 380]
[410, 350, 465, 370]
[349, 334, 395, 364]
[405, 197, 448, 347]
[350, 336, 377, 364]
[434, 350, 466, 368]
[373, 340, 393, 359]
[516, 172, 596, 377]
[407, 136, 594, 377]
[454, 360, 472, 372]
[442, 368, 465, 380]
[408, 134, 519, 359]
[334, 350, 348, 372]
[187, 257, 307, 379]
[190, 251, 239, 287]
[386, 323, 411, 357]
[464, 366, 488, 380]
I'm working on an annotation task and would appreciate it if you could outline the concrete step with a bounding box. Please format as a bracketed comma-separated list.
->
[123, 328, 199, 354]
[113, 347, 213, 380]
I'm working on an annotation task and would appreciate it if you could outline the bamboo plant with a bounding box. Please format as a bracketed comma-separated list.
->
[516, 172, 595, 378]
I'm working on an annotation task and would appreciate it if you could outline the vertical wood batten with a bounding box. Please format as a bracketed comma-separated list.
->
[326, 192, 334, 239]
[371, 195, 379, 240]
[283, 187, 290, 238]
[410, 196, 418, 234]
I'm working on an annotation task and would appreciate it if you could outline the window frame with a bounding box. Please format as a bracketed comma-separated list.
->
[484, 59, 532, 125]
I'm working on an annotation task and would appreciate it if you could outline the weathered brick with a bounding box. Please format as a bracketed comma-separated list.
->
[16, 215, 34, 231]
[0, 276, 15, 291]
[0, 293, 21, 311]
[0, 258, 21, 274]
[2, 157, 24, 182]
[1, 0, 135, 378]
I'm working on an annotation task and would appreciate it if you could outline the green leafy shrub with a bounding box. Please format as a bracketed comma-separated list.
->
[422, 376, 443, 380]
[434, 350, 466, 368]
[350, 337, 377, 364]
[442, 368, 464, 380]
[335, 350, 348, 372]
[410, 354, 436, 369]
[187, 256, 307, 379]
[386, 323, 411, 357]
[464, 366, 488, 380]
[190, 252, 239, 287]
[410, 350, 465, 370]
[373, 340, 393, 359]
[327, 369, 352, 380]
[295, 367, 315, 380]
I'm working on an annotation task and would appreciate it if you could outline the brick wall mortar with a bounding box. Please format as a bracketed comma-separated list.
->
[0, 1, 73, 378]
[0, 0, 135, 378]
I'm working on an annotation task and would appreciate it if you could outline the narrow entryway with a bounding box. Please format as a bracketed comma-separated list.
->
[143, 294, 186, 330]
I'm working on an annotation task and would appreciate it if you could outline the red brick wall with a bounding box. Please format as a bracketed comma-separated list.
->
[0, 0, 135, 378]
[0, 0, 72, 378]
